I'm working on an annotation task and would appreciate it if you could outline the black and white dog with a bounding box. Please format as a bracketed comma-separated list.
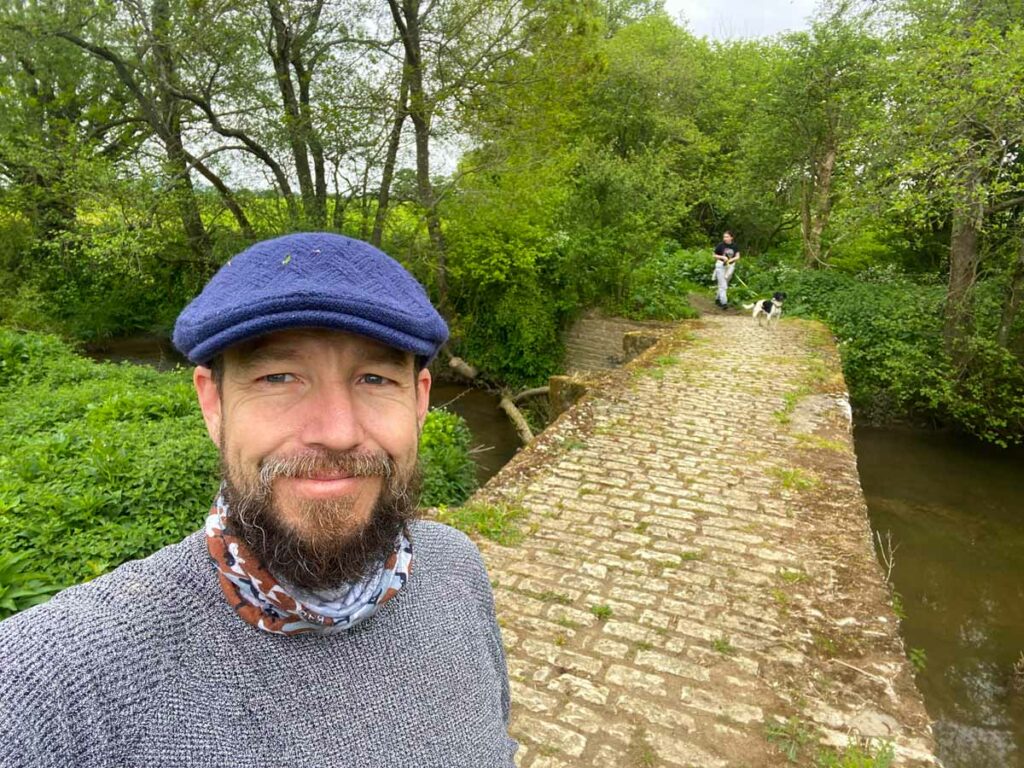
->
[744, 292, 787, 328]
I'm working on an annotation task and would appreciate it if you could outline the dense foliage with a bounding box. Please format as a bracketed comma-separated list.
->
[0, 0, 1020, 427]
[0, 329, 478, 616]
[735, 262, 1024, 446]
[418, 408, 479, 509]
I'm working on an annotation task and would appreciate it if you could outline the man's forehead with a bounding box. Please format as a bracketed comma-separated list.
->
[226, 328, 412, 366]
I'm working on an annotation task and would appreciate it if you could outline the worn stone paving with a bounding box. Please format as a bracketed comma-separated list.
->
[562, 309, 671, 374]
[470, 314, 938, 767]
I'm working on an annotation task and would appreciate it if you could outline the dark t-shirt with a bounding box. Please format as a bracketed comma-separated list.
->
[714, 241, 739, 260]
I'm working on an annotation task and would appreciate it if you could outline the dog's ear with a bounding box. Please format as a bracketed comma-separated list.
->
[775, 292, 787, 301]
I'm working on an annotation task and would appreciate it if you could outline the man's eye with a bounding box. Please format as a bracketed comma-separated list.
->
[262, 373, 296, 384]
[360, 373, 392, 386]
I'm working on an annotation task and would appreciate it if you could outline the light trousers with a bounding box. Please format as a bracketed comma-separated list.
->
[714, 261, 735, 304]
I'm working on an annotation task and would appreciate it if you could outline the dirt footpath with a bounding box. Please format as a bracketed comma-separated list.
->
[471, 315, 937, 767]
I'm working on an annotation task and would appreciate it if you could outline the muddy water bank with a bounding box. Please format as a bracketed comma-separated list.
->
[855, 426, 1024, 768]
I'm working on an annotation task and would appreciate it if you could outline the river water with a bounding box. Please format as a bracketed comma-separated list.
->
[429, 383, 521, 483]
[855, 426, 1024, 768]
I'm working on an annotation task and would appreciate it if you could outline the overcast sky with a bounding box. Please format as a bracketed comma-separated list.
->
[663, 0, 819, 39]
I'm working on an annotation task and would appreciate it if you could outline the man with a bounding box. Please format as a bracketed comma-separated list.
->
[713, 230, 741, 308]
[0, 233, 517, 767]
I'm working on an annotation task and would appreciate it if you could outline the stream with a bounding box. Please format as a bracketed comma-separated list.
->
[855, 426, 1024, 768]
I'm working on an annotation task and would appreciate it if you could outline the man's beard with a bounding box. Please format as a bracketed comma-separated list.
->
[221, 447, 421, 593]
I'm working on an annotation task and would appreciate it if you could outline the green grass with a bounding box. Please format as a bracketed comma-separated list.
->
[635, 354, 680, 380]
[590, 603, 613, 620]
[773, 385, 812, 424]
[779, 569, 809, 584]
[794, 432, 848, 452]
[767, 716, 896, 767]
[712, 636, 736, 655]
[435, 501, 528, 546]
[770, 467, 820, 491]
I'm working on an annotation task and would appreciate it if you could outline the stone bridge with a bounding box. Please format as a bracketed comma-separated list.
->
[466, 313, 938, 767]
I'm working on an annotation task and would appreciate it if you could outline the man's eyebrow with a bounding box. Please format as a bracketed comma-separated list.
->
[359, 345, 413, 369]
[230, 343, 304, 373]
[229, 340, 412, 372]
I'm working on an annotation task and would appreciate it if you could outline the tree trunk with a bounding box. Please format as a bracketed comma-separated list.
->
[997, 235, 1024, 347]
[164, 134, 211, 262]
[801, 141, 837, 268]
[267, 0, 322, 227]
[389, 0, 448, 308]
[372, 74, 409, 247]
[152, 0, 209, 262]
[294, 58, 327, 223]
[182, 149, 255, 239]
[944, 183, 982, 355]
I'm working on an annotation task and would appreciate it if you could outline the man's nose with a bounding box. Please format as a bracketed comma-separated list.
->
[297, 382, 364, 450]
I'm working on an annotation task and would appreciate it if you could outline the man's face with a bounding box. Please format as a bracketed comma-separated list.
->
[194, 328, 431, 589]
[723, 233, 733, 244]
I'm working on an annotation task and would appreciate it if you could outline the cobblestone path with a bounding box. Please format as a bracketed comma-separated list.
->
[562, 309, 671, 373]
[471, 315, 937, 767]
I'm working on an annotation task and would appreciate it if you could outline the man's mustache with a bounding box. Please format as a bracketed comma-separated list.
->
[257, 450, 394, 489]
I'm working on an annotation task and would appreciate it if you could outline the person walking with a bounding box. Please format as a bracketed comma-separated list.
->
[713, 230, 741, 308]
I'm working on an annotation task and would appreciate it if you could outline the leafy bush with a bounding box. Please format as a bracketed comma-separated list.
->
[744, 264, 1024, 446]
[614, 247, 702, 321]
[0, 552, 62, 620]
[0, 329, 481, 603]
[455, 274, 566, 387]
[419, 408, 478, 507]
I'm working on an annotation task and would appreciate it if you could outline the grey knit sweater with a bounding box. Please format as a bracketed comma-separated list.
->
[0, 521, 517, 767]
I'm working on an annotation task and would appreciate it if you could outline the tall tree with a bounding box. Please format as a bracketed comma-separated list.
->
[878, 0, 1024, 350]
[0, 2, 140, 241]
[736, 10, 881, 266]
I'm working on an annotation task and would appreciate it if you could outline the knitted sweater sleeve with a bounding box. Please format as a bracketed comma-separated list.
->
[0, 608, 88, 767]
[469, 541, 512, 725]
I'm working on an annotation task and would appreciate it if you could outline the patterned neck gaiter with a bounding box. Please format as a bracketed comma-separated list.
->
[205, 495, 412, 636]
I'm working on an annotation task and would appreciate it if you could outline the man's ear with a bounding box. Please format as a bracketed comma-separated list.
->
[193, 366, 223, 446]
[415, 367, 432, 430]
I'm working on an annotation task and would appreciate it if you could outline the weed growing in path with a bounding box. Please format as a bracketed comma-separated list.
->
[766, 717, 815, 762]
[779, 569, 809, 584]
[767, 716, 896, 767]
[516, 588, 573, 605]
[590, 604, 613, 621]
[712, 636, 736, 655]
[770, 467, 820, 491]
[891, 591, 907, 620]
[436, 502, 527, 546]
[626, 726, 658, 767]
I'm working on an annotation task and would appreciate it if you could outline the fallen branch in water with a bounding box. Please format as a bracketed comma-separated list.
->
[499, 396, 534, 445]
[512, 386, 549, 404]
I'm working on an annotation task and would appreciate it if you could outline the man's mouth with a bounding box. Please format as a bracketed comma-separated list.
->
[302, 469, 355, 481]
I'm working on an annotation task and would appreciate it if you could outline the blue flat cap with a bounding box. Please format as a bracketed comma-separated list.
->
[172, 232, 448, 366]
